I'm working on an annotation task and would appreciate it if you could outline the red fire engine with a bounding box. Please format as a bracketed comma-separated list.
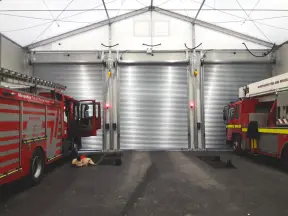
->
[223, 72, 288, 165]
[0, 68, 101, 185]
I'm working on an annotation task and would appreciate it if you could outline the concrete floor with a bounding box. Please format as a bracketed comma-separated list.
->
[1, 151, 288, 216]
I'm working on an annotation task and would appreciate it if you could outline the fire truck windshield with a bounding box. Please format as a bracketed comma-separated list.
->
[223, 106, 229, 121]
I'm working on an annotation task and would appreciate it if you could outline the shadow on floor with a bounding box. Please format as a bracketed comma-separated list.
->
[196, 155, 236, 169]
[240, 153, 287, 172]
[0, 157, 70, 203]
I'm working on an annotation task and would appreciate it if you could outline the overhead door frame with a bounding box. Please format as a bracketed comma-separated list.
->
[200, 60, 275, 150]
[117, 60, 191, 150]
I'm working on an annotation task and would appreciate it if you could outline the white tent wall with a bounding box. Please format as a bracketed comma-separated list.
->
[0, 35, 32, 75]
[275, 44, 288, 75]
[32, 25, 109, 51]
[31, 11, 268, 51]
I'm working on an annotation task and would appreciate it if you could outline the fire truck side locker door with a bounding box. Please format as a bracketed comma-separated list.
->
[78, 100, 101, 137]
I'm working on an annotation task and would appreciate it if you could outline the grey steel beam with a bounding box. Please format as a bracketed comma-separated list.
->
[102, 0, 110, 23]
[193, 0, 206, 24]
[201, 59, 276, 65]
[154, 7, 274, 48]
[27, 7, 150, 50]
[118, 60, 189, 65]
[151, 0, 153, 7]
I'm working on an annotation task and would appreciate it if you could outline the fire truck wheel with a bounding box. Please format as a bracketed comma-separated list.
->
[280, 145, 288, 170]
[29, 148, 45, 185]
[114, 158, 122, 166]
[233, 135, 243, 155]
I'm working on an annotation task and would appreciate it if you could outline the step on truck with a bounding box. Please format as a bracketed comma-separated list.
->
[0, 68, 101, 185]
[223, 72, 288, 165]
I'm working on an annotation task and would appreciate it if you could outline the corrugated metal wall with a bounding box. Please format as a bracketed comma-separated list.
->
[33, 64, 104, 150]
[119, 65, 189, 150]
[203, 64, 272, 149]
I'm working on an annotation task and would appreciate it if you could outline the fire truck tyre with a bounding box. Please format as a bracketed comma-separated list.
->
[226, 140, 232, 147]
[114, 158, 122, 166]
[280, 145, 288, 171]
[233, 135, 243, 155]
[29, 148, 45, 185]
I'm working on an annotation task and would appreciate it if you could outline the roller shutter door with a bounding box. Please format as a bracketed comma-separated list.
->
[33, 64, 104, 150]
[203, 64, 272, 149]
[119, 65, 189, 150]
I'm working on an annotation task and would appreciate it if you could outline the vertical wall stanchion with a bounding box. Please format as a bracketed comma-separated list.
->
[116, 64, 120, 150]
[102, 64, 107, 151]
[187, 55, 192, 150]
[192, 23, 198, 149]
[108, 24, 114, 150]
[200, 52, 206, 149]
[101, 25, 119, 151]
[196, 52, 202, 149]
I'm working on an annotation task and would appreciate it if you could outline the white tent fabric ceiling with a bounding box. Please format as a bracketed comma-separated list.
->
[0, 0, 287, 47]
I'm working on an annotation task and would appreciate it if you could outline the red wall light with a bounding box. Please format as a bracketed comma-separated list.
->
[105, 103, 110, 109]
[190, 102, 195, 108]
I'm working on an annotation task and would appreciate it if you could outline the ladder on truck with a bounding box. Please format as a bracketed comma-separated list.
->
[0, 67, 66, 92]
[239, 72, 288, 98]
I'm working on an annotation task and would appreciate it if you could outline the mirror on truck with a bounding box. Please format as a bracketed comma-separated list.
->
[76, 100, 101, 137]
[223, 106, 228, 121]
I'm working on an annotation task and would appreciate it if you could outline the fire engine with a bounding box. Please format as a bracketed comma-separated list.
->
[223, 72, 288, 165]
[0, 68, 101, 186]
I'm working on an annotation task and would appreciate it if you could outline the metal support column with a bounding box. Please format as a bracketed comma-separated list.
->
[103, 24, 113, 151]
[187, 50, 192, 150]
[109, 24, 114, 150]
[191, 24, 198, 149]
[195, 51, 203, 149]
[200, 52, 205, 149]
[116, 63, 120, 150]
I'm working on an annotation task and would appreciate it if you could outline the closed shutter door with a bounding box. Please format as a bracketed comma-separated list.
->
[203, 64, 272, 149]
[119, 65, 189, 150]
[34, 64, 104, 150]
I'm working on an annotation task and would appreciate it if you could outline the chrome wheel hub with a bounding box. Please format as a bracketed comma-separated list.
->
[32, 156, 42, 179]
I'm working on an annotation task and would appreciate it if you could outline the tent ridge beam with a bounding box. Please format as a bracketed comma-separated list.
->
[26, 6, 273, 50]
[154, 7, 273, 48]
[27, 7, 150, 50]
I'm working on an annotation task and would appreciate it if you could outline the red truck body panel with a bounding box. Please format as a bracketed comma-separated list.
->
[225, 97, 288, 159]
[0, 87, 101, 185]
[0, 88, 63, 184]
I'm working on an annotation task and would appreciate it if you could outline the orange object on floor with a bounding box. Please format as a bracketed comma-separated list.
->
[72, 155, 95, 167]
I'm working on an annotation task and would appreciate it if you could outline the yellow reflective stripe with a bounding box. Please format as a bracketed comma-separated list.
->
[226, 125, 242, 129]
[0, 168, 22, 179]
[23, 136, 47, 144]
[47, 154, 62, 161]
[258, 128, 288, 134]
[242, 128, 288, 134]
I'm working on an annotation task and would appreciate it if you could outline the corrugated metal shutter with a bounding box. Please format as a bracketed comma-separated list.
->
[119, 65, 189, 150]
[33, 64, 104, 150]
[203, 64, 272, 149]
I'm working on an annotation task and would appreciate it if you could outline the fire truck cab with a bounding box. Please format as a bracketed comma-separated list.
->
[223, 72, 288, 164]
[0, 68, 101, 186]
[39, 91, 101, 151]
